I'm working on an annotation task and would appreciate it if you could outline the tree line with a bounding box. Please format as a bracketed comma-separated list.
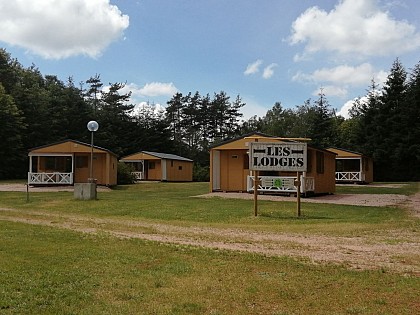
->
[241, 58, 420, 181]
[1, 48, 419, 181]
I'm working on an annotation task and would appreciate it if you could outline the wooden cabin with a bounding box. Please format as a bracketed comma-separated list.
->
[120, 151, 193, 182]
[210, 132, 336, 195]
[28, 140, 118, 186]
[327, 147, 373, 184]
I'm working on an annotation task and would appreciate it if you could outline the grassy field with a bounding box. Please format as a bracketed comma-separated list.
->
[0, 182, 419, 314]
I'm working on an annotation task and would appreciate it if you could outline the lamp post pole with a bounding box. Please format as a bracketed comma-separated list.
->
[90, 130, 94, 181]
[87, 121, 99, 183]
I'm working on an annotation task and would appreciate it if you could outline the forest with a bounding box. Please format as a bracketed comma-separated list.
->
[1, 48, 419, 182]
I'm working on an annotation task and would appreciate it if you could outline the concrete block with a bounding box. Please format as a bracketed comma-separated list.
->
[74, 183, 97, 200]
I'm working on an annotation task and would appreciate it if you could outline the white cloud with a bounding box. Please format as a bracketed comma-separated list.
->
[312, 86, 348, 98]
[0, 0, 129, 59]
[132, 101, 165, 116]
[293, 63, 388, 88]
[138, 82, 178, 97]
[289, 0, 420, 58]
[244, 59, 263, 75]
[262, 63, 278, 79]
[240, 97, 269, 120]
[337, 95, 373, 119]
[104, 82, 178, 104]
[337, 99, 356, 119]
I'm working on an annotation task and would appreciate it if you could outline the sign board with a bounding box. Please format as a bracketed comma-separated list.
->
[249, 142, 307, 172]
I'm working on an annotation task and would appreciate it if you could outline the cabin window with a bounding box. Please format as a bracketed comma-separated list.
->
[336, 160, 343, 172]
[316, 152, 324, 174]
[243, 154, 249, 170]
[171, 160, 174, 167]
[31, 156, 38, 172]
[149, 162, 155, 169]
[178, 166, 183, 170]
[76, 156, 88, 168]
[45, 156, 70, 171]
[45, 157, 55, 170]
[341, 159, 359, 172]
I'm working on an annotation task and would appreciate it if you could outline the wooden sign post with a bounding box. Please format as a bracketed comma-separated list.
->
[295, 172, 301, 217]
[249, 142, 307, 217]
[253, 170, 259, 216]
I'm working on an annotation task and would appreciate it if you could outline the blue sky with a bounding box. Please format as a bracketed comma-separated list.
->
[1, 0, 420, 120]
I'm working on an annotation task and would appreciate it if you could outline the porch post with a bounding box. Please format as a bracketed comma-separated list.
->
[71, 154, 74, 184]
[28, 155, 32, 184]
[359, 157, 363, 181]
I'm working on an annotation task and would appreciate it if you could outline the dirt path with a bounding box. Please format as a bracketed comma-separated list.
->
[1, 203, 419, 275]
[0, 184, 111, 192]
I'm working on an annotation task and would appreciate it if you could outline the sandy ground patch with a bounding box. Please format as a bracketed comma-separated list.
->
[196, 191, 410, 207]
[0, 184, 111, 192]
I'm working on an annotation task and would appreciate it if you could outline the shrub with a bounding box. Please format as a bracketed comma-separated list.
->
[193, 164, 209, 182]
[117, 162, 136, 185]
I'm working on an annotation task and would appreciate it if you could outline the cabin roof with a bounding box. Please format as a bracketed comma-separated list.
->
[211, 132, 334, 154]
[121, 151, 193, 162]
[327, 147, 369, 158]
[28, 139, 118, 157]
[142, 151, 193, 162]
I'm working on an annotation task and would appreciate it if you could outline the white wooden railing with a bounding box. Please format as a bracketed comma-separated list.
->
[28, 172, 73, 185]
[335, 172, 365, 182]
[247, 176, 314, 194]
[131, 171, 144, 181]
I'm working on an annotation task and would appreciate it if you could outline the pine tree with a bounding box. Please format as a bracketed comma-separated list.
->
[403, 61, 420, 180]
[375, 59, 407, 180]
[0, 84, 26, 178]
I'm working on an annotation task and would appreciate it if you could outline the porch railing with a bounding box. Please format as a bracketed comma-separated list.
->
[247, 175, 314, 194]
[131, 171, 144, 181]
[28, 172, 73, 185]
[335, 172, 364, 182]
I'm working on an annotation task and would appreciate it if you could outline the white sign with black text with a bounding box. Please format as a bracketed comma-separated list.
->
[249, 142, 307, 172]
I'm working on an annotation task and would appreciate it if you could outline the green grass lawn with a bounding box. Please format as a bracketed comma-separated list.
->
[0, 181, 419, 314]
[1, 221, 419, 315]
[1, 182, 418, 235]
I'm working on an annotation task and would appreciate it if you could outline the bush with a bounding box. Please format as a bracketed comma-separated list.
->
[193, 164, 209, 182]
[117, 162, 136, 185]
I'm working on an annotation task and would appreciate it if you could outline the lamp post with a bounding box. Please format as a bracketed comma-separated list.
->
[87, 120, 99, 183]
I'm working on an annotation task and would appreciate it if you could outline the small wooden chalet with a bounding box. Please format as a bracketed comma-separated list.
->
[120, 151, 193, 182]
[327, 147, 373, 184]
[210, 132, 336, 195]
[28, 140, 118, 186]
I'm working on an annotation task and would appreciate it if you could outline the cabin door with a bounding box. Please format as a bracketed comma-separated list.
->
[226, 151, 246, 191]
[212, 151, 221, 190]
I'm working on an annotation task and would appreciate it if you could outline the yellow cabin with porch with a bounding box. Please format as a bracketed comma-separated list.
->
[327, 147, 373, 184]
[28, 140, 118, 186]
[120, 151, 193, 182]
[210, 133, 336, 195]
